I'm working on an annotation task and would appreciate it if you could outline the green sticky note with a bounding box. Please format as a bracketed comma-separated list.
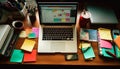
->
[10, 49, 24, 63]
[28, 32, 36, 38]
[82, 46, 95, 60]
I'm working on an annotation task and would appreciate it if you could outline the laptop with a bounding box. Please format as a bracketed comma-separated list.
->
[36, 2, 78, 53]
[86, 4, 118, 24]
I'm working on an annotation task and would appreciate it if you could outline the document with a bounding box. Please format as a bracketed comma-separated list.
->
[21, 39, 35, 52]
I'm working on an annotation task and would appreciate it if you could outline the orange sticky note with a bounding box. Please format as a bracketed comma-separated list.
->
[21, 39, 35, 52]
[25, 28, 32, 36]
[23, 49, 36, 62]
[114, 36, 120, 49]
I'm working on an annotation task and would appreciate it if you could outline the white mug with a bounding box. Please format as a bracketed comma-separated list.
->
[12, 20, 24, 29]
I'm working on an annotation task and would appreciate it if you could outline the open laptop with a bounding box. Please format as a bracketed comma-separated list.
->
[36, 2, 78, 53]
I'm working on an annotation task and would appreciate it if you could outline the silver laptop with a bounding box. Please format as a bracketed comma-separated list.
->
[37, 2, 78, 53]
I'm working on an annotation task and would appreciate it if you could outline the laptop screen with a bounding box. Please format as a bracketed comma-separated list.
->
[37, 2, 78, 24]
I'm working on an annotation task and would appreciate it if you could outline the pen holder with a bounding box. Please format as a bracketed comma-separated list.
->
[12, 20, 24, 30]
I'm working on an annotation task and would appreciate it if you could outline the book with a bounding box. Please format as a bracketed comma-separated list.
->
[0, 25, 11, 49]
[80, 28, 98, 42]
[0, 28, 14, 56]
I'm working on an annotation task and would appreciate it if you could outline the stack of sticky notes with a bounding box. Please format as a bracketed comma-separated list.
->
[21, 39, 36, 52]
[10, 49, 24, 63]
[23, 49, 37, 62]
[19, 27, 39, 38]
[81, 42, 95, 60]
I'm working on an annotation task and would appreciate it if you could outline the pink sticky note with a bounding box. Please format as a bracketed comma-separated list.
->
[32, 27, 39, 37]
[99, 39, 112, 49]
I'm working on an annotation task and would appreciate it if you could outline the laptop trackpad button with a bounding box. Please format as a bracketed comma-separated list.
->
[51, 42, 65, 52]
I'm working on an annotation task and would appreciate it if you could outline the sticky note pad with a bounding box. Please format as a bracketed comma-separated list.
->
[23, 49, 37, 62]
[25, 28, 32, 36]
[19, 30, 27, 38]
[81, 42, 95, 60]
[28, 32, 36, 38]
[114, 36, 120, 49]
[21, 39, 35, 52]
[98, 28, 112, 40]
[10, 49, 24, 63]
[32, 27, 39, 37]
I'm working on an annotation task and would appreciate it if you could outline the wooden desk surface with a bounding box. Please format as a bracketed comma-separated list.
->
[0, 10, 120, 66]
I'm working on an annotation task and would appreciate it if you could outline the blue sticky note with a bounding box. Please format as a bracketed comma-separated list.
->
[82, 46, 95, 60]
[10, 49, 24, 63]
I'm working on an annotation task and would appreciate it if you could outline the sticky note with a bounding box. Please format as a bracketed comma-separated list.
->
[10, 49, 24, 63]
[21, 39, 35, 52]
[32, 27, 39, 37]
[25, 28, 32, 36]
[114, 36, 120, 49]
[23, 49, 37, 62]
[19, 30, 27, 38]
[28, 32, 36, 38]
[81, 42, 95, 60]
[99, 39, 112, 49]
[98, 28, 112, 40]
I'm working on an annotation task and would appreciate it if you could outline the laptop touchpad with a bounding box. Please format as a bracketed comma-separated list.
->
[51, 42, 65, 52]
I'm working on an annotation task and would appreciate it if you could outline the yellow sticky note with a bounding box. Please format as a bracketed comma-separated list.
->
[81, 42, 91, 48]
[21, 39, 35, 52]
[19, 31, 27, 38]
[98, 28, 112, 40]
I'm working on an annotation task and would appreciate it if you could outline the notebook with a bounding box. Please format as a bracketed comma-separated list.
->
[36, 2, 78, 53]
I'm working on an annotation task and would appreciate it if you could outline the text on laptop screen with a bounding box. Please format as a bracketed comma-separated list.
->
[39, 4, 77, 24]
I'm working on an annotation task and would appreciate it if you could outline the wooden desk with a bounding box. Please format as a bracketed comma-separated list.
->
[0, 10, 120, 67]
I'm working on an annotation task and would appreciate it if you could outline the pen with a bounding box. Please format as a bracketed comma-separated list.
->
[82, 46, 91, 53]
[105, 50, 117, 58]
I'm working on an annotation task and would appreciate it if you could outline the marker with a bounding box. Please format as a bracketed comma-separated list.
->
[105, 50, 117, 58]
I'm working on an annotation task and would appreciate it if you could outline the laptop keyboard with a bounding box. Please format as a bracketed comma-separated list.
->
[43, 28, 73, 40]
